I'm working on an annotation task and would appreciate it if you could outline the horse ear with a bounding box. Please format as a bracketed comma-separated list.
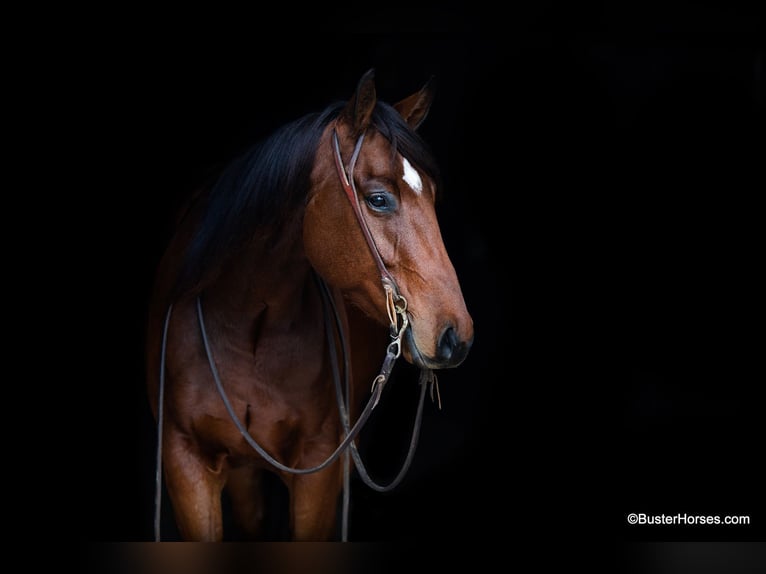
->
[341, 68, 377, 135]
[393, 75, 435, 130]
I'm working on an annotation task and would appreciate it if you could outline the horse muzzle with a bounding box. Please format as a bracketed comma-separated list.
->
[404, 324, 473, 370]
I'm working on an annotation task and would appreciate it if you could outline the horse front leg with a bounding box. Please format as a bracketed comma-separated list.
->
[163, 429, 226, 541]
[285, 454, 343, 541]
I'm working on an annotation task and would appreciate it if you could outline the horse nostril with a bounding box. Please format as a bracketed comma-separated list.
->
[436, 326, 459, 363]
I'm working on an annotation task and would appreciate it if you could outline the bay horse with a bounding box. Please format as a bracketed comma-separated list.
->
[146, 69, 474, 541]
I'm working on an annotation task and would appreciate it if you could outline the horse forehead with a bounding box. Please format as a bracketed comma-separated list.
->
[360, 135, 428, 194]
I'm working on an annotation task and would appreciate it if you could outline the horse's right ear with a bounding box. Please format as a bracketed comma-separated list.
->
[340, 68, 377, 136]
[393, 75, 435, 131]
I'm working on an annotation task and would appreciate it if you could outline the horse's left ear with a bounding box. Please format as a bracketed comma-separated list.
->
[393, 76, 436, 130]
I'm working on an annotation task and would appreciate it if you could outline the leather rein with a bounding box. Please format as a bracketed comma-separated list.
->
[154, 122, 436, 542]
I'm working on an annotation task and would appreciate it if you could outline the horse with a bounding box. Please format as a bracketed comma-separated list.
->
[146, 68, 474, 542]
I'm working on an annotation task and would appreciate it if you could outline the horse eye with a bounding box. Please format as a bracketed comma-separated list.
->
[365, 192, 395, 212]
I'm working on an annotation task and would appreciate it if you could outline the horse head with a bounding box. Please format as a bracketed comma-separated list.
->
[303, 69, 474, 370]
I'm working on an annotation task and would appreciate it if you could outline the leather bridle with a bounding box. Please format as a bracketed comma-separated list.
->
[331, 125, 408, 341]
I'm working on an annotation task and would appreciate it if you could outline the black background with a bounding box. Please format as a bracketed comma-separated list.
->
[67, 0, 764, 566]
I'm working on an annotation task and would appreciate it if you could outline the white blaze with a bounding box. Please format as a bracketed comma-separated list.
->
[402, 157, 422, 195]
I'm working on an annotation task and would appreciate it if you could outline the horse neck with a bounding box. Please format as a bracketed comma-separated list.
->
[201, 216, 314, 330]
[197, 214, 393, 403]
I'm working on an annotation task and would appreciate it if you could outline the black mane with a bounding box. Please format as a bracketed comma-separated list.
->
[172, 99, 440, 298]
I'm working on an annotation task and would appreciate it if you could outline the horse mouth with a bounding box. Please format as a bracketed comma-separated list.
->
[403, 326, 470, 370]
